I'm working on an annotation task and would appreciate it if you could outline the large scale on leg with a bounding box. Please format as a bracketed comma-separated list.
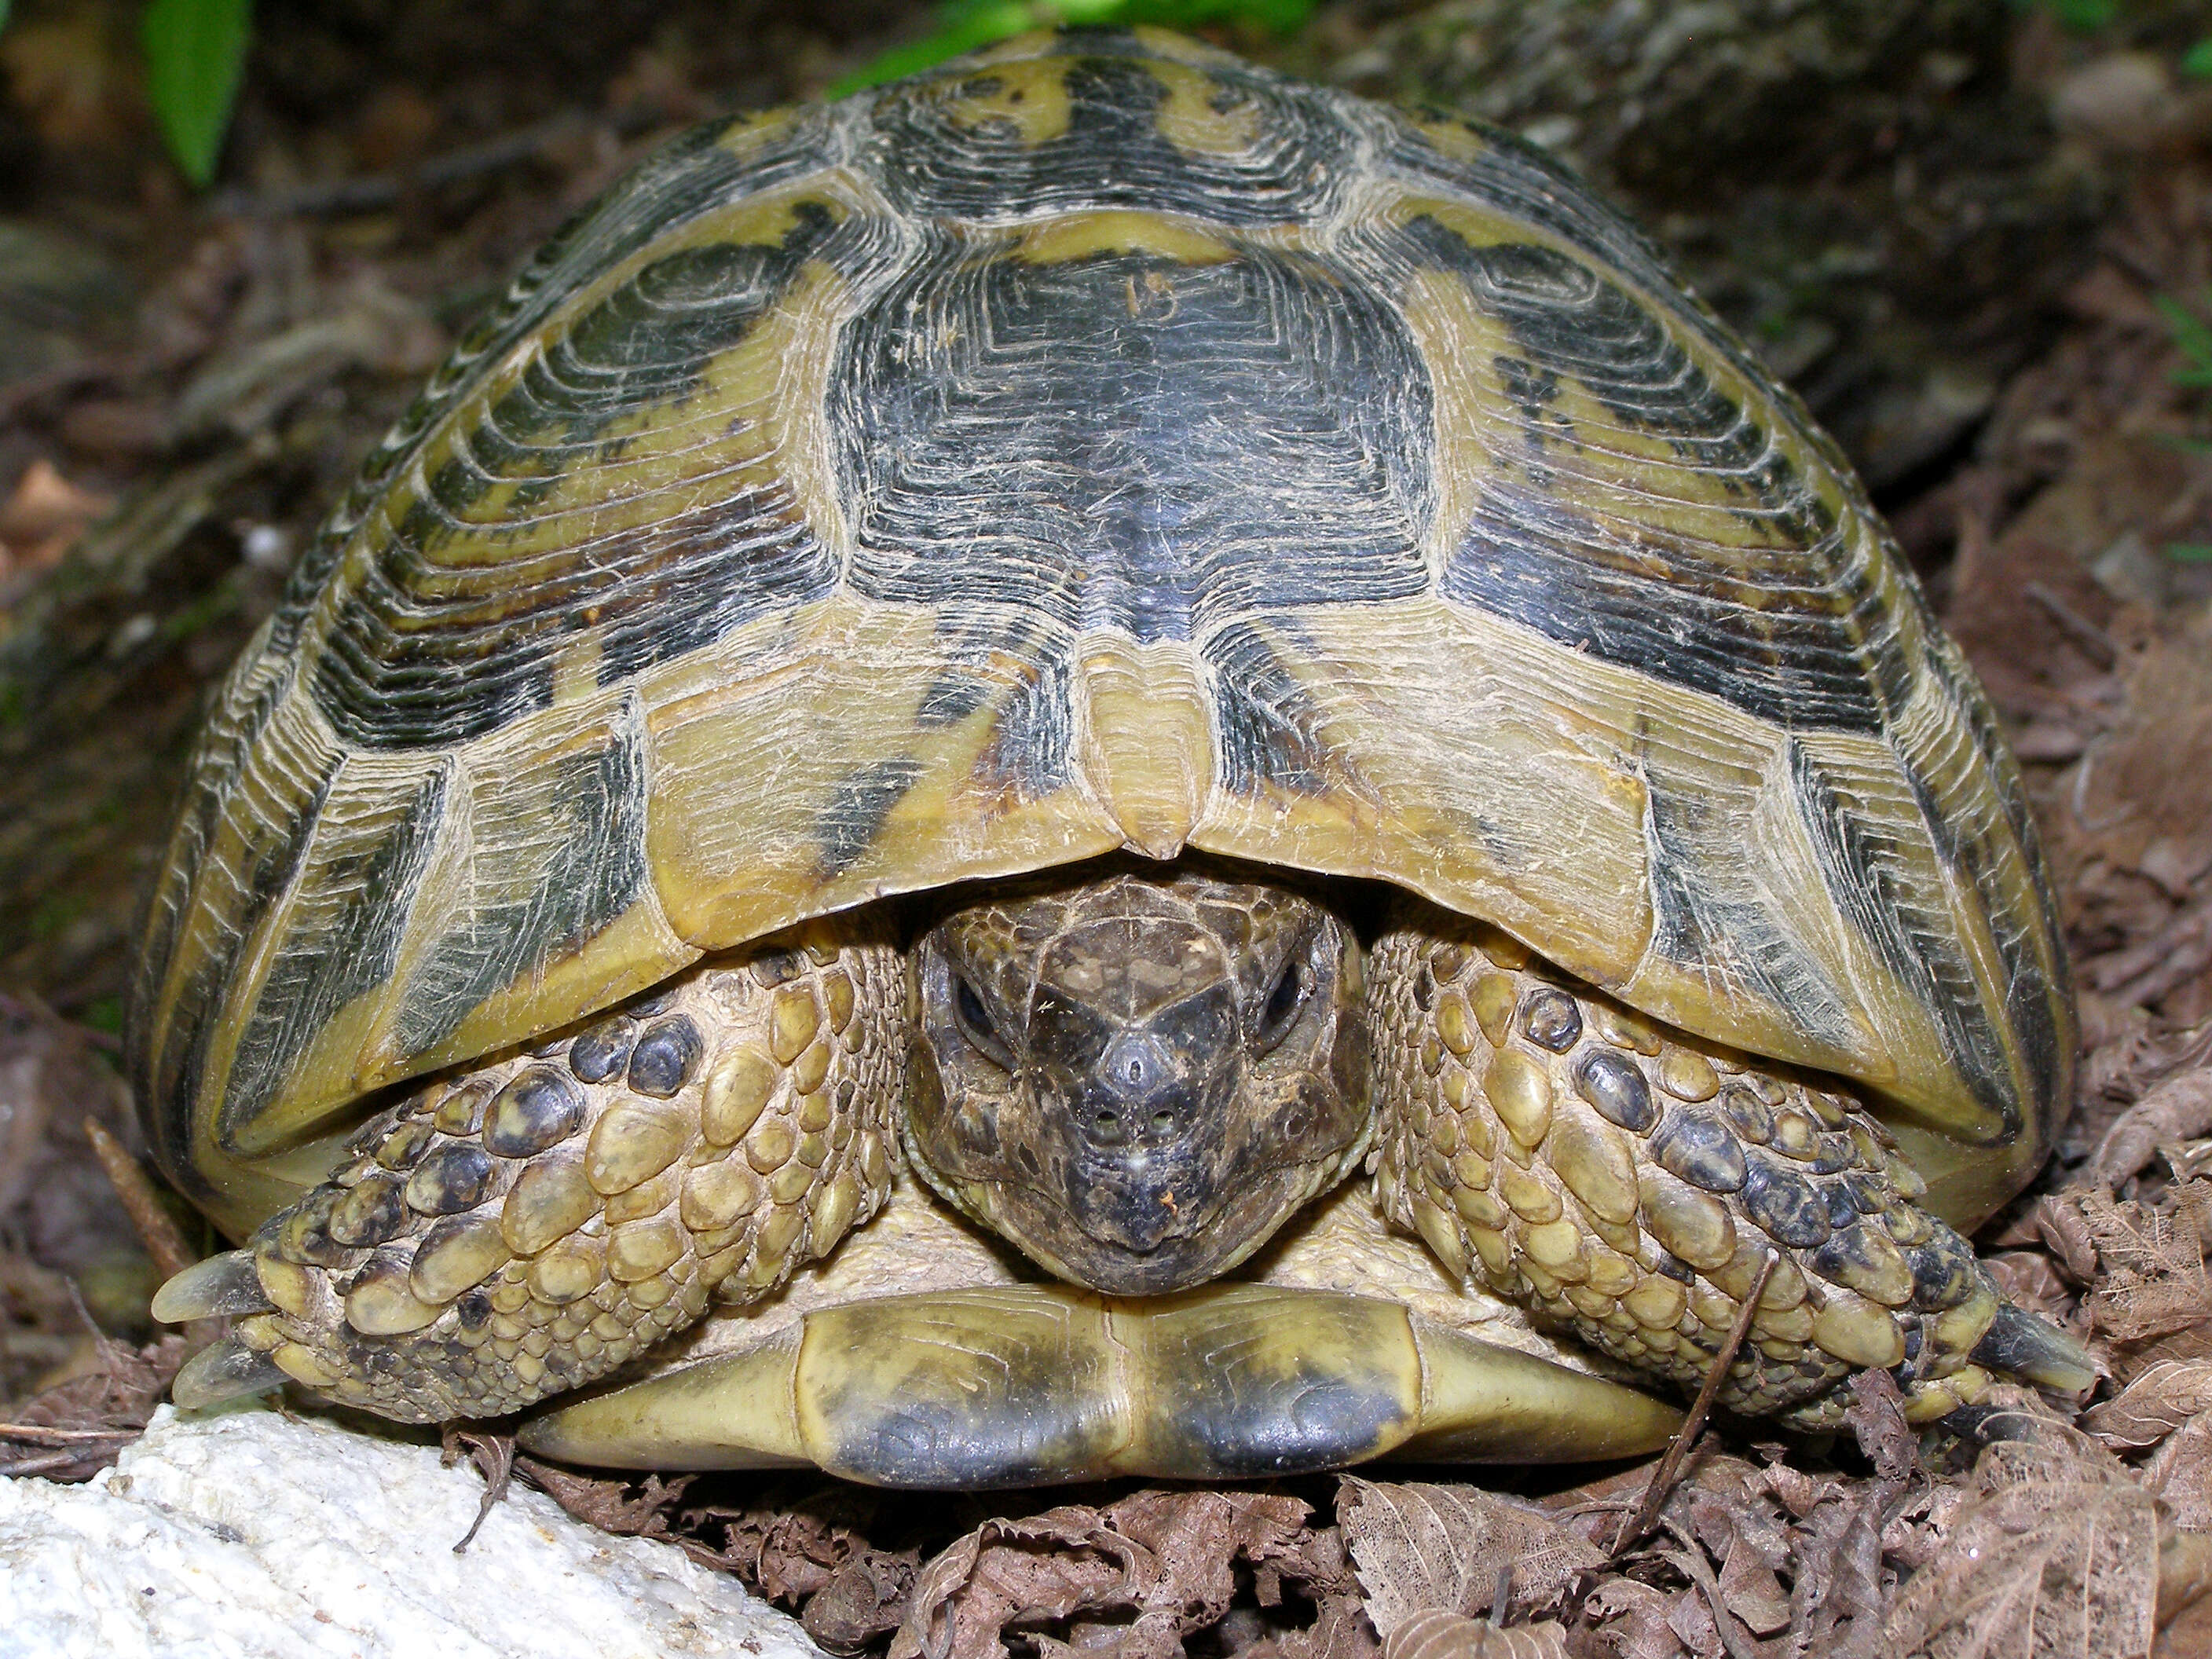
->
[139, 27, 2090, 1486]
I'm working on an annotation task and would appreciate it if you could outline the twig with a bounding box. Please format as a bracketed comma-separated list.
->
[0, 1449, 86, 1478]
[2023, 580, 2119, 671]
[82, 1117, 196, 1280]
[1660, 1536, 1763, 1659]
[0, 1423, 139, 1443]
[1610, 1251, 1779, 1555]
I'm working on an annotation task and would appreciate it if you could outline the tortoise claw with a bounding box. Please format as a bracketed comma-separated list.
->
[150, 1249, 274, 1323]
[171, 1337, 288, 1409]
[1969, 1300, 2099, 1394]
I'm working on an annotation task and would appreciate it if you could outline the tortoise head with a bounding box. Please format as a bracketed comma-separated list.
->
[906, 869, 1372, 1295]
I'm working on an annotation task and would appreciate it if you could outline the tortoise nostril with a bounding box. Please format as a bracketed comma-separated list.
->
[1100, 1031, 1174, 1101]
[1152, 1110, 1174, 1133]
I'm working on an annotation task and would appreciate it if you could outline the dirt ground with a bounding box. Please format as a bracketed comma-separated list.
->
[7, 2, 2212, 1655]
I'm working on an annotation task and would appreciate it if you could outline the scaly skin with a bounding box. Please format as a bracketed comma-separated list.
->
[168, 920, 905, 1421]
[1367, 896, 2065, 1426]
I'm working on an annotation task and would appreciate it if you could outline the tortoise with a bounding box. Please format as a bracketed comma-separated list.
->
[134, 27, 2095, 1489]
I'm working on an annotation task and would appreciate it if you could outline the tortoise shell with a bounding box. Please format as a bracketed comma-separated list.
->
[128, 27, 2071, 1237]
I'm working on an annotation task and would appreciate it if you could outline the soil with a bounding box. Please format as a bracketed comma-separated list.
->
[5, 2, 2212, 1654]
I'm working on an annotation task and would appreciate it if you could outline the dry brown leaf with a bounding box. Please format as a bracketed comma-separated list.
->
[2145, 1417, 2212, 1530]
[803, 1547, 923, 1651]
[1712, 1534, 1791, 1636]
[517, 1462, 695, 1544]
[1667, 1457, 1796, 1582]
[1883, 1418, 2159, 1659]
[2129, 1324, 2212, 1373]
[1242, 1591, 1380, 1659]
[1985, 1251, 2077, 1320]
[2043, 1185, 2212, 1368]
[1031, 1609, 1184, 1659]
[1, 1330, 184, 1481]
[892, 1505, 1143, 1659]
[2037, 1193, 2104, 1284]
[1846, 1368, 1921, 1488]
[1581, 1579, 1686, 1659]
[1659, 1571, 1722, 1657]
[1112, 1489, 1314, 1625]
[1338, 1479, 1602, 1635]
[1379, 1609, 1567, 1659]
[2159, 1527, 2212, 1632]
[890, 1489, 1315, 1659]
[1785, 1485, 1888, 1659]
[0, 458, 110, 576]
[2085, 1361, 2212, 1450]
[2086, 1069, 2212, 1190]
[2083, 1022, 2212, 1126]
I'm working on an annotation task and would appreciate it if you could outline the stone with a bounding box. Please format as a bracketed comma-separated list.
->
[0, 1404, 822, 1659]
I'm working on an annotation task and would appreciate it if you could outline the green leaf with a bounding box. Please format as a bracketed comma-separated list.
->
[141, 0, 252, 188]
[2165, 542, 2212, 563]
[2006, 0, 2118, 28]
[1, 2, 11, 35]
[2157, 291, 2212, 386]
[2186, 38, 2212, 79]
[829, 0, 1316, 98]
[2047, 0, 2119, 29]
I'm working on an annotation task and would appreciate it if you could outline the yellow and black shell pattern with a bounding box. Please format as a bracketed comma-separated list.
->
[129, 27, 2072, 1236]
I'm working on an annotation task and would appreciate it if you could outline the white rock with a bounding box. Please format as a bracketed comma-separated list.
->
[0, 1403, 824, 1659]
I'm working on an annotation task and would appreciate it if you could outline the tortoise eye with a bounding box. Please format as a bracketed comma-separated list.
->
[1257, 954, 1307, 1050]
[953, 974, 1015, 1070]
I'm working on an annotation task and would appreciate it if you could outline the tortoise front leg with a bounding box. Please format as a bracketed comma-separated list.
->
[1364, 898, 2096, 1428]
[155, 919, 906, 1422]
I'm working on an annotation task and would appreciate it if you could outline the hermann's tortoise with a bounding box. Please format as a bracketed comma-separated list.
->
[135, 27, 2094, 1488]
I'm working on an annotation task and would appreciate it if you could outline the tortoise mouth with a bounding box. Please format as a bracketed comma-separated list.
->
[1000, 1146, 1330, 1296]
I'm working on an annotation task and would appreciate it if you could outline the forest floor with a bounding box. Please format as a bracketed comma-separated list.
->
[5, 2, 2212, 1656]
